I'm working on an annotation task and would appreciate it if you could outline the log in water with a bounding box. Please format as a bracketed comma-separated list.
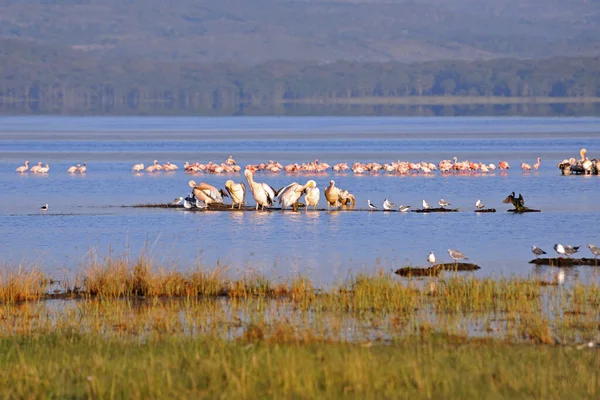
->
[394, 263, 481, 277]
[475, 209, 496, 213]
[411, 208, 459, 213]
[529, 258, 599, 267]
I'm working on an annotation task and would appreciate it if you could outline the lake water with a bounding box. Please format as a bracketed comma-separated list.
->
[1, 116, 599, 284]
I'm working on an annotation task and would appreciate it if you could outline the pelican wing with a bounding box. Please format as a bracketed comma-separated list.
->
[260, 182, 276, 205]
[277, 183, 298, 204]
[197, 183, 223, 203]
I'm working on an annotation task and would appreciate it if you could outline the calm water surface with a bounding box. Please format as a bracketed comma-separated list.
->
[1, 117, 599, 284]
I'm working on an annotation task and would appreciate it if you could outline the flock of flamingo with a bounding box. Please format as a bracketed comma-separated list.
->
[19, 150, 600, 177]
[125, 156, 549, 176]
[15, 161, 86, 174]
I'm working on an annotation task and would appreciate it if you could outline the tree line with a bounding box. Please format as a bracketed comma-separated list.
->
[1, 40, 599, 115]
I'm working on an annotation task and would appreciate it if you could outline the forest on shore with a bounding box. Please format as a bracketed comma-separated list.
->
[1, 39, 600, 115]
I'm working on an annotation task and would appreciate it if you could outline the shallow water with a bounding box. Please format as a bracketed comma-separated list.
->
[0, 117, 599, 283]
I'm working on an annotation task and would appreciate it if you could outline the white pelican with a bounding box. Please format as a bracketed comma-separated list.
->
[324, 180, 341, 210]
[447, 249, 467, 264]
[225, 180, 246, 209]
[132, 163, 144, 172]
[422, 200, 430, 209]
[427, 251, 436, 266]
[188, 181, 227, 204]
[244, 169, 277, 211]
[475, 199, 485, 210]
[367, 200, 377, 211]
[40, 204, 48, 211]
[531, 245, 546, 258]
[399, 205, 410, 213]
[383, 199, 396, 211]
[278, 180, 317, 211]
[304, 187, 320, 211]
[438, 199, 450, 208]
[16, 161, 29, 173]
[339, 189, 355, 207]
[67, 164, 80, 173]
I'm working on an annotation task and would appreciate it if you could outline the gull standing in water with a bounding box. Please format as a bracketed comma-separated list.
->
[367, 200, 377, 211]
[531, 246, 547, 258]
[383, 199, 396, 210]
[438, 199, 450, 208]
[475, 199, 485, 210]
[422, 200, 430, 209]
[399, 205, 411, 213]
[447, 249, 467, 264]
[588, 244, 600, 259]
[427, 251, 436, 266]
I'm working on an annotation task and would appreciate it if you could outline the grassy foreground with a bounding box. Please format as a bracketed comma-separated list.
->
[1, 256, 600, 398]
[1, 334, 599, 399]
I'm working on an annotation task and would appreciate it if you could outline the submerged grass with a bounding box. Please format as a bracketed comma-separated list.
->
[1, 256, 600, 397]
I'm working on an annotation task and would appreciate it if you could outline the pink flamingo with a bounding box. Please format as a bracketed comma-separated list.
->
[521, 162, 531, 171]
[16, 161, 29, 173]
[77, 163, 87, 173]
[132, 163, 144, 172]
[67, 164, 79, 173]
[30, 162, 43, 173]
[533, 157, 541, 170]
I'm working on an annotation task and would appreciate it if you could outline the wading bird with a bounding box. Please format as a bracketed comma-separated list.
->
[304, 186, 320, 211]
[324, 180, 341, 210]
[475, 199, 485, 210]
[588, 244, 600, 259]
[367, 200, 377, 211]
[531, 245, 547, 258]
[427, 251, 436, 266]
[188, 181, 228, 204]
[422, 200, 430, 209]
[383, 199, 396, 210]
[278, 180, 317, 211]
[244, 169, 277, 211]
[132, 163, 144, 172]
[438, 199, 450, 208]
[224, 180, 246, 209]
[447, 249, 467, 264]
[16, 161, 29, 173]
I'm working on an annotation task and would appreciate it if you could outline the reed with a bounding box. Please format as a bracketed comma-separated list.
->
[0, 265, 47, 303]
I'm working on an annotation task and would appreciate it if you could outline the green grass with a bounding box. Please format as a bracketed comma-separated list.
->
[1, 258, 600, 397]
[0, 334, 599, 399]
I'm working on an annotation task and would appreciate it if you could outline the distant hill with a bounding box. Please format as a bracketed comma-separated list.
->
[1, 0, 600, 65]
